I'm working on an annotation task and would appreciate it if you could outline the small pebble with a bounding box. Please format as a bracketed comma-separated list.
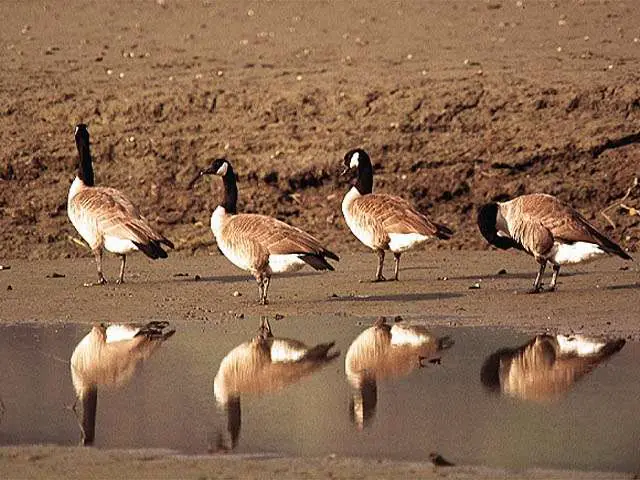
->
[235, 313, 244, 319]
[47, 272, 65, 278]
[497, 269, 507, 275]
[469, 282, 481, 289]
[274, 313, 284, 320]
[437, 276, 448, 281]
[0, 265, 10, 270]
[232, 291, 242, 297]
[194, 274, 201, 281]
[7, 285, 12, 291]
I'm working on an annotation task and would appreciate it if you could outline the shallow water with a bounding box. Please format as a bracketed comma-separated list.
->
[0, 317, 638, 472]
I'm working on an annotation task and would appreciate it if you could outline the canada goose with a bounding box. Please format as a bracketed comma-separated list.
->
[477, 193, 632, 293]
[344, 317, 453, 429]
[189, 158, 339, 304]
[68, 124, 174, 286]
[480, 333, 625, 402]
[70, 321, 175, 445]
[213, 317, 338, 450]
[341, 149, 453, 282]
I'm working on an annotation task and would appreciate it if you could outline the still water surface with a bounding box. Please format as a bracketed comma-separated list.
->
[0, 316, 637, 472]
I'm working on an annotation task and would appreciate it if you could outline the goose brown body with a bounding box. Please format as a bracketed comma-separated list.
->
[68, 124, 173, 285]
[192, 158, 338, 304]
[341, 149, 452, 282]
[478, 193, 631, 292]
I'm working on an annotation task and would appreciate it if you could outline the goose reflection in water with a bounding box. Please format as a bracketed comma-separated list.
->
[345, 317, 454, 430]
[481, 333, 625, 402]
[213, 317, 339, 451]
[70, 321, 175, 445]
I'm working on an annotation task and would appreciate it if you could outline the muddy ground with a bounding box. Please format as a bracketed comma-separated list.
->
[1, 0, 639, 477]
[1, 0, 639, 260]
[0, 252, 639, 478]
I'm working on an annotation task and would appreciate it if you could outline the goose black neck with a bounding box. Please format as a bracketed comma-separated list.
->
[477, 203, 516, 250]
[75, 132, 94, 186]
[355, 160, 373, 195]
[220, 167, 238, 214]
[81, 388, 97, 446]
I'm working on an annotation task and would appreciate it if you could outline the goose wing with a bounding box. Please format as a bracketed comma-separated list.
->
[514, 194, 630, 258]
[226, 214, 337, 258]
[72, 187, 171, 245]
[352, 194, 452, 238]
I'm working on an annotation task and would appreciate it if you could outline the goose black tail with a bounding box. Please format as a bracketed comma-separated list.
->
[597, 235, 633, 260]
[435, 223, 454, 240]
[300, 253, 337, 271]
[136, 321, 175, 340]
[134, 240, 170, 260]
[303, 341, 340, 361]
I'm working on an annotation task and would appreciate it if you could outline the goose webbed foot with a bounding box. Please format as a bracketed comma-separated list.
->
[84, 276, 107, 287]
[371, 275, 387, 283]
[527, 286, 544, 294]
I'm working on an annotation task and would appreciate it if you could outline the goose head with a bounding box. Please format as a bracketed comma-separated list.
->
[188, 158, 232, 188]
[341, 148, 370, 176]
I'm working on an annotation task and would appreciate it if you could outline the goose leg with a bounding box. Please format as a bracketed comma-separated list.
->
[392, 252, 401, 281]
[529, 260, 546, 294]
[116, 254, 127, 284]
[260, 276, 271, 305]
[255, 275, 264, 304]
[86, 249, 107, 286]
[373, 249, 386, 282]
[548, 264, 561, 291]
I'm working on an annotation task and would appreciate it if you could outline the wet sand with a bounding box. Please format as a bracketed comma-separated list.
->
[1, 252, 638, 478]
[1, 445, 635, 480]
[1, 251, 637, 338]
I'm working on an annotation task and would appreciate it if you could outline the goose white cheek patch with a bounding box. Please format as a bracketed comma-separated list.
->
[349, 152, 360, 168]
[216, 162, 228, 176]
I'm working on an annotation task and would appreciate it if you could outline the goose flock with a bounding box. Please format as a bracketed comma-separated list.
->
[61, 124, 633, 450]
[67, 124, 632, 299]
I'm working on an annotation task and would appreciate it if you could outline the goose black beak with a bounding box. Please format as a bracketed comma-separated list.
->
[187, 170, 205, 189]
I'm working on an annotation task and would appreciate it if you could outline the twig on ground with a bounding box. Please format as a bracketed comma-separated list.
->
[600, 177, 639, 228]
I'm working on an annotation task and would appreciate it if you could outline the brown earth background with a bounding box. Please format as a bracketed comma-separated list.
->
[1, 0, 639, 260]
